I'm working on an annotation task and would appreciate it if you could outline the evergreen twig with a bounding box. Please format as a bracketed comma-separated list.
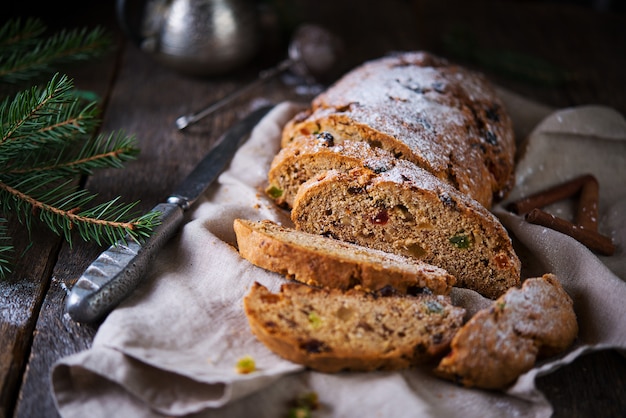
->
[0, 18, 112, 83]
[0, 18, 159, 279]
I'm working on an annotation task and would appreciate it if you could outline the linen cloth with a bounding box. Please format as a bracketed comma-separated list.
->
[52, 91, 626, 417]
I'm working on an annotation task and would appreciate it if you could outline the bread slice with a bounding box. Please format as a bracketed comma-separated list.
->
[243, 281, 466, 372]
[435, 274, 578, 389]
[291, 166, 521, 299]
[281, 52, 516, 208]
[267, 134, 401, 209]
[234, 218, 455, 295]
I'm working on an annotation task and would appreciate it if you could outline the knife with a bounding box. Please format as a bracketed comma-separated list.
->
[66, 105, 274, 323]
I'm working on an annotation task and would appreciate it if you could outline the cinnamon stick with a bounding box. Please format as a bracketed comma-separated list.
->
[525, 208, 615, 256]
[576, 175, 599, 231]
[507, 174, 596, 215]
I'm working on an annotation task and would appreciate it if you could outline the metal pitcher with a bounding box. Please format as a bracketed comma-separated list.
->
[116, 0, 260, 76]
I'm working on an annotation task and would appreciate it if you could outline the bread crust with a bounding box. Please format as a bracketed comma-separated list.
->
[234, 218, 456, 295]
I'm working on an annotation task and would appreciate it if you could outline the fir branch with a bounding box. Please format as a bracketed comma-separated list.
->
[0, 18, 46, 55]
[0, 173, 158, 247]
[0, 18, 112, 83]
[4, 131, 139, 176]
[0, 74, 100, 165]
[0, 18, 159, 279]
[0, 74, 156, 277]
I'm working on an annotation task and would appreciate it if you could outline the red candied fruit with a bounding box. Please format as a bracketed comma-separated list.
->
[371, 210, 389, 225]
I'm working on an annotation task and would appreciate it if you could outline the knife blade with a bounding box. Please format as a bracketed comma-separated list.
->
[66, 105, 274, 323]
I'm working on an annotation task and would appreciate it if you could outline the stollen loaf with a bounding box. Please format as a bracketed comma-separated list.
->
[279, 51, 516, 209]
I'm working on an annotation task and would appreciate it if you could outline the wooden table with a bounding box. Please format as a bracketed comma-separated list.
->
[2, 1, 626, 417]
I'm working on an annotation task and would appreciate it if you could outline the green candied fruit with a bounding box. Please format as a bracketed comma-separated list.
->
[288, 392, 319, 418]
[235, 355, 256, 374]
[425, 300, 444, 314]
[449, 233, 472, 249]
[308, 312, 322, 329]
[288, 407, 311, 418]
[266, 185, 283, 199]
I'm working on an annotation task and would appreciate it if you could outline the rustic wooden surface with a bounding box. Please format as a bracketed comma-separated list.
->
[2, 1, 626, 417]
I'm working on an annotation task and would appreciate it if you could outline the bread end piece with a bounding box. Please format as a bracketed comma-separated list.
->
[435, 273, 578, 389]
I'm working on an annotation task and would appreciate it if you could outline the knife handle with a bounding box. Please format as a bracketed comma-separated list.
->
[65, 202, 184, 323]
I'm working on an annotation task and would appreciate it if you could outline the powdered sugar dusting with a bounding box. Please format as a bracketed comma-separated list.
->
[298, 51, 516, 208]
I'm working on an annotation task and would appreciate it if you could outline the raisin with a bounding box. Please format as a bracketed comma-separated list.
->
[439, 193, 457, 209]
[316, 131, 334, 147]
[414, 343, 427, 354]
[321, 231, 338, 239]
[336, 104, 352, 112]
[300, 339, 330, 353]
[368, 139, 383, 148]
[347, 186, 365, 194]
[432, 81, 446, 93]
[377, 285, 397, 297]
[486, 105, 501, 122]
[364, 163, 388, 174]
[485, 131, 498, 145]
[407, 286, 431, 296]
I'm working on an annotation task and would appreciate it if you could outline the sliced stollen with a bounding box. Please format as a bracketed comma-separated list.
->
[267, 133, 401, 209]
[291, 165, 521, 299]
[281, 51, 516, 208]
[435, 274, 578, 389]
[233, 218, 455, 295]
[243, 281, 466, 373]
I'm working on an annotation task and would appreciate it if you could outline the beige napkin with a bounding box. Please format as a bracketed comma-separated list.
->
[52, 93, 626, 417]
